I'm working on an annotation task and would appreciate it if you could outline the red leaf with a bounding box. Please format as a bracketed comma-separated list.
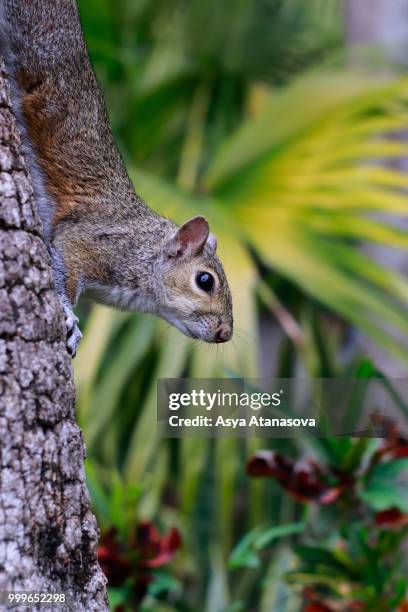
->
[348, 602, 365, 611]
[390, 447, 408, 458]
[98, 528, 132, 587]
[134, 521, 161, 560]
[246, 451, 293, 479]
[371, 415, 408, 460]
[247, 452, 346, 505]
[99, 520, 181, 601]
[302, 592, 335, 612]
[375, 508, 408, 528]
[133, 522, 182, 569]
[143, 527, 182, 568]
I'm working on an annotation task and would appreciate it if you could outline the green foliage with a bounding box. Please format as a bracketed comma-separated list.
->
[77, 0, 408, 369]
[78, 0, 342, 178]
[229, 523, 305, 569]
[72, 1, 408, 609]
[360, 459, 408, 513]
[244, 425, 408, 610]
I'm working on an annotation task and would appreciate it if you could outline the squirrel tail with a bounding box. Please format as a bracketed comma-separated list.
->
[0, 0, 59, 240]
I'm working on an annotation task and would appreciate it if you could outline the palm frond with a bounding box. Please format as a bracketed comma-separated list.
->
[202, 70, 408, 363]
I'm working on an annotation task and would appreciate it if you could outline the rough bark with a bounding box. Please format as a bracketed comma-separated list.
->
[0, 62, 108, 610]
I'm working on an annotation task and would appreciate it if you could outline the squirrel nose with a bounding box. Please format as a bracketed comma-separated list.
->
[215, 323, 232, 343]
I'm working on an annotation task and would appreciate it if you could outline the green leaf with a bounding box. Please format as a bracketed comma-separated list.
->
[223, 603, 245, 612]
[360, 459, 408, 513]
[107, 587, 128, 611]
[293, 544, 361, 582]
[229, 523, 305, 570]
[360, 481, 408, 513]
[229, 525, 273, 570]
[285, 571, 346, 591]
[85, 314, 157, 446]
[254, 523, 305, 550]
[148, 572, 182, 598]
[109, 472, 128, 534]
[356, 359, 378, 379]
[202, 70, 408, 365]
[340, 438, 371, 472]
[369, 458, 408, 481]
[84, 461, 111, 528]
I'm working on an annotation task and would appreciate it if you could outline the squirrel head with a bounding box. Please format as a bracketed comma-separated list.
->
[83, 215, 233, 343]
[154, 216, 233, 343]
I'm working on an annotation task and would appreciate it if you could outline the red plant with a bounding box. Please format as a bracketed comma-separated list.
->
[98, 528, 132, 587]
[243, 408, 408, 611]
[303, 587, 364, 612]
[98, 521, 182, 605]
[135, 521, 182, 569]
[304, 601, 334, 612]
[304, 604, 333, 612]
[371, 414, 408, 460]
[375, 508, 408, 528]
[246, 450, 348, 504]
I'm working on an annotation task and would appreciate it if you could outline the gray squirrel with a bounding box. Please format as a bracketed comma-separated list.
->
[0, 0, 233, 356]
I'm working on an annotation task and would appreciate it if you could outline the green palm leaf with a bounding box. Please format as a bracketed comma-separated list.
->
[200, 70, 408, 364]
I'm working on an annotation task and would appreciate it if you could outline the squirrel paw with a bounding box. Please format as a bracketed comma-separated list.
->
[63, 304, 83, 358]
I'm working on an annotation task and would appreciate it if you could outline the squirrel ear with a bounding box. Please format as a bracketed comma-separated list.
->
[166, 216, 210, 258]
[206, 233, 217, 255]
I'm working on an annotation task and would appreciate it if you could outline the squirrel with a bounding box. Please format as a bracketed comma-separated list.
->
[0, 0, 233, 356]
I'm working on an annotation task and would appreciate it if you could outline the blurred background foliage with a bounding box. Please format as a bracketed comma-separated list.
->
[74, 0, 408, 609]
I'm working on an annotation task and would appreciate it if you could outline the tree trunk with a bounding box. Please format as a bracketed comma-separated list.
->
[0, 61, 108, 610]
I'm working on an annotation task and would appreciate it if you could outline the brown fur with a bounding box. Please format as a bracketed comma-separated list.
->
[2, 0, 233, 352]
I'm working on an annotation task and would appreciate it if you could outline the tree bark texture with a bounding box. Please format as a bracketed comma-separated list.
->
[0, 62, 108, 610]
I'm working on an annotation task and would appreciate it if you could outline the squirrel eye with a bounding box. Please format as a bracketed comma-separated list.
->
[196, 271, 214, 293]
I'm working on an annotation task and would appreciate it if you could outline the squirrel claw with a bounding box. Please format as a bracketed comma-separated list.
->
[63, 304, 83, 358]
